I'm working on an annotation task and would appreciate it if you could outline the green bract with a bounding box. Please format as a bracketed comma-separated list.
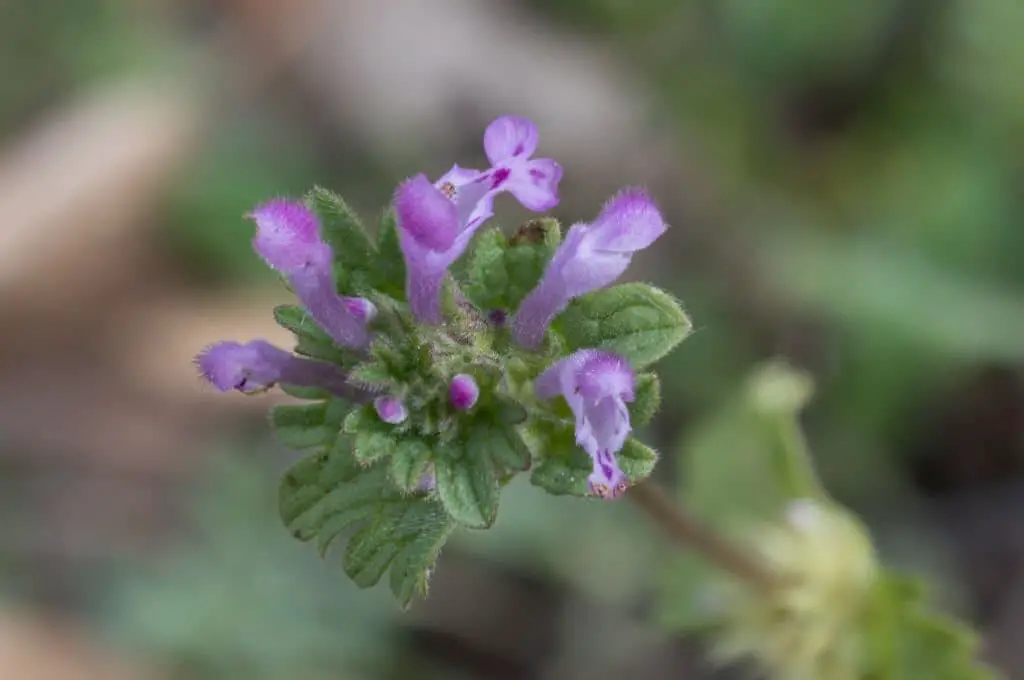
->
[271, 189, 691, 607]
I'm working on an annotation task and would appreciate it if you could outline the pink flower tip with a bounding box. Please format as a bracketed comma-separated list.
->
[449, 374, 480, 410]
[249, 198, 331, 273]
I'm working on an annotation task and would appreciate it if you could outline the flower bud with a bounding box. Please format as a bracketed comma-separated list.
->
[449, 374, 480, 410]
[374, 396, 408, 424]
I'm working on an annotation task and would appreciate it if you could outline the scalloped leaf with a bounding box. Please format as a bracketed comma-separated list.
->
[305, 186, 375, 295]
[371, 208, 407, 299]
[630, 372, 661, 426]
[556, 283, 692, 369]
[279, 449, 455, 609]
[434, 444, 499, 529]
[461, 218, 561, 311]
[270, 398, 348, 449]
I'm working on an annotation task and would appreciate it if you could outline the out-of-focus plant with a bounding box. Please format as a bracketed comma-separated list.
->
[102, 453, 399, 679]
[194, 115, 999, 678]
[658, 361, 998, 679]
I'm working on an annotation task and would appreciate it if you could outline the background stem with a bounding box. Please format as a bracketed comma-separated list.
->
[628, 480, 780, 592]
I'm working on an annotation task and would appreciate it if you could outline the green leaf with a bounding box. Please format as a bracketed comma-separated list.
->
[630, 372, 661, 426]
[557, 283, 692, 369]
[530, 456, 591, 496]
[461, 219, 561, 310]
[503, 218, 561, 308]
[468, 421, 530, 473]
[343, 405, 400, 464]
[859, 570, 1001, 680]
[493, 396, 529, 426]
[617, 438, 659, 481]
[306, 187, 376, 294]
[371, 208, 406, 299]
[462, 228, 508, 309]
[348, 358, 397, 392]
[434, 446, 499, 529]
[279, 450, 456, 608]
[278, 383, 332, 401]
[528, 419, 658, 496]
[270, 400, 345, 449]
[273, 304, 348, 364]
[390, 438, 434, 491]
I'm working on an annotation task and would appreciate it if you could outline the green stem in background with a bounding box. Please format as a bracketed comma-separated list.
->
[771, 413, 827, 501]
[628, 480, 780, 593]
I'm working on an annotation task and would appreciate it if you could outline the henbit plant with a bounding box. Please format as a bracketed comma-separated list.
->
[196, 116, 999, 680]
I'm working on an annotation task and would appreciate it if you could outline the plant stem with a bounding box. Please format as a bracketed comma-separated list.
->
[628, 480, 780, 592]
[772, 414, 824, 500]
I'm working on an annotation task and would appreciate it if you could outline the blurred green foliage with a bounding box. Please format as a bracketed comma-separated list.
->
[100, 454, 401, 679]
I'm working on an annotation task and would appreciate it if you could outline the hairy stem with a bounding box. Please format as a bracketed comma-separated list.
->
[628, 481, 780, 592]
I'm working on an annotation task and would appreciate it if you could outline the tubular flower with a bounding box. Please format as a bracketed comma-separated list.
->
[196, 340, 354, 397]
[396, 116, 561, 323]
[250, 198, 374, 349]
[512, 188, 665, 348]
[535, 349, 636, 499]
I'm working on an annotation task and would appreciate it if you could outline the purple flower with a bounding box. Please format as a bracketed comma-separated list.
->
[342, 296, 377, 323]
[438, 115, 563, 229]
[449, 374, 480, 410]
[374, 396, 408, 424]
[250, 199, 373, 349]
[195, 340, 354, 397]
[512, 188, 666, 348]
[395, 116, 562, 324]
[535, 350, 636, 499]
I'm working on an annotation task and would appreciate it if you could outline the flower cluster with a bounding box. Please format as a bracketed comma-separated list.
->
[198, 115, 672, 501]
[196, 115, 690, 604]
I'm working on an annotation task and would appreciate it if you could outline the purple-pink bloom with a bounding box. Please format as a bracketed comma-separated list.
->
[395, 116, 562, 324]
[535, 349, 636, 499]
[195, 340, 353, 397]
[250, 199, 373, 349]
[437, 115, 563, 229]
[449, 374, 480, 410]
[512, 188, 666, 348]
[342, 296, 377, 323]
[374, 395, 408, 424]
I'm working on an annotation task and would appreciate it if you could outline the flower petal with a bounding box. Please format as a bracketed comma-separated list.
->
[250, 198, 331, 273]
[588, 448, 628, 499]
[196, 341, 267, 392]
[290, 268, 371, 349]
[589, 188, 666, 253]
[504, 158, 563, 212]
[557, 244, 631, 300]
[195, 339, 355, 396]
[576, 352, 635, 402]
[395, 174, 460, 251]
[483, 115, 539, 164]
[585, 396, 631, 458]
[374, 396, 408, 424]
[534, 349, 598, 400]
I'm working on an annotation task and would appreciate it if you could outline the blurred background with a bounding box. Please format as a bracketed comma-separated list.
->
[2, 0, 1024, 678]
